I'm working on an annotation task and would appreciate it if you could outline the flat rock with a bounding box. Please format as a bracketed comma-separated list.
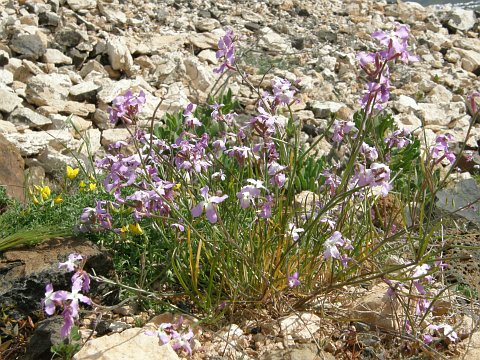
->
[69, 81, 101, 102]
[446, 8, 477, 32]
[42, 48, 72, 65]
[73, 327, 180, 360]
[279, 313, 321, 341]
[4, 130, 75, 156]
[0, 133, 25, 202]
[436, 179, 480, 227]
[10, 34, 46, 60]
[106, 36, 134, 74]
[25, 73, 72, 107]
[8, 107, 52, 129]
[67, 0, 97, 11]
[0, 89, 23, 113]
[310, 101, 346, 118]
[101, 128, 131, 147]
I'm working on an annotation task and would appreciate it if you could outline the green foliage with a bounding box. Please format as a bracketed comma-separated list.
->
[51, 326, 81, 360]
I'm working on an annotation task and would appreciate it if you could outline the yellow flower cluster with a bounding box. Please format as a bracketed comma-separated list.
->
[30, 184, 62, 206]
[66, 166, 97, 192]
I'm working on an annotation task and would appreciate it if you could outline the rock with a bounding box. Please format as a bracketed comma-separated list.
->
[98, 3, 128, 25]
[195, 18, 220, 32]
[425, 85, 453, 104]
[0, 68, 14, 85]
[392, 95, 418, 114]
[42, 48, 73, 65]
[294, 191, 318, 212]
[38, 11, 61, 27]
[8, 107, 52, 129]
[184, 56, 215, 93]
[67, 0, 97, 11]
[0, 89, 23, 113]
[446, 8, 477, 32]
[460, 331, 480, 359]
[351, 283, 401, 331]
[69, 81, 101, 102]
[37, 146, 78, 173]
[188, 32, 218, 49]
[73, 327, 180, 360]
[0, 133, 25, 202]
[4, 130, 75, 156]
[310, 101, 346, 118]
[0, 120, 17, 133]
[25, 73, 72, 107]
[456, 48, 480, 73]
[258, 27, 291, 53]
[197, 49, 218, 64]
[24, 317, 64, 360]
[101, 128, 131, 147]
[0, 237, 113, 317]
[10, 34, 46, 60]
[416, 102, 465, 127]
[106, 36, 134, 74]
[436, 179, 480, 227]
[55, 28, 86, 48]
[279, 313, 321, 341]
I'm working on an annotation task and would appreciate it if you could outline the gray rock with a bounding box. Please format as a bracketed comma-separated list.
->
[456, 48, 480, 73]
[25, 73, 72, 107]
[67, 0, 97, 11]
[416, 102, 465, 127]
[8, 107, 52, 129]
[24, 317, 64, 360]
[4, 130, 75, 156]
[0, 89, 23, 113]
[436, 179, 480, 227]
[446, 8, 477, 32]
[38, 11, 61, 27]
[0, 133, 25, 203]
[258, 27, 291, 53]
[0, 69, 14, 85]
[101, 128, 131, 147]
[42, 48, 73, 65]
[10, 34, 46, 60]
[69, 81, 101, 102]
[106, 36, 134, 74]
[55, 28, 86, 48]
[392, 95, 418, 114]
[310, 101, 346, 118]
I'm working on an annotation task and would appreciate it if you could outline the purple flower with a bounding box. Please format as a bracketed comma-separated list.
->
[372, 22, 419, 63]
[468, 92, 479, 114]
[43, 284, 65, 316]
[59, 253, 83, 272]
[332, 120, 357, 143]
[288, 223, 304, 242]
[268, 162, 287, 188]
[108, 90, 146, 125]
[322, 169, 341, 195]
[430, 134, 456, 165]
[183, 103, 202, 128]
[258, 195, 274, 219]
[384, 128, 412, 149]
[214, 29, 235, 74]
[60, 305, 75, 338]
[271, 77, 298, 107]
[191, 186, 228, 224]
[288, 272, 301, 288]
[323, 231, 352, 262]
[72, 270, 91, 293]
[360, 142, 378, 161]
[210, 102, 224, 120]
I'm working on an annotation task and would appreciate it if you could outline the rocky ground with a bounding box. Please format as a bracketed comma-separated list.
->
[0, 0, 480, 359]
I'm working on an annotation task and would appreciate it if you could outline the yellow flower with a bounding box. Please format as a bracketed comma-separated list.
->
[89, 183, 96, 191]
[129, 223, 144, 235]
[173, 183, 181, 191]
[66, 165, 79, 180]
[88, 173, 95, 181]
[40, 186, 51, 200]
[32, 195, 39, 205]
[54, 195, 63, 204]
[79, 181, 86, 190]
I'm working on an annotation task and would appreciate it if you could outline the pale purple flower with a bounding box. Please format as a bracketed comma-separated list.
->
[384, 128, 412, 149]
[323, 231, 352, 261]
[332, 120, 357, 143]
[372, 22, 419, 63]
[60, 305, 75, 338]
[430, 134, 455, 165]
[288, 272, 301, 288]
[183, 103, 202, 128]
[214, 29, 235, 73]
[268, 161, 287, 188]
[236, 178, 266, 209]
[72, 270, 91, 293]
[171, 223, 185, 232]
[212, 170, 226, 181]
[271, 77, 298, 106]
[191, 186, 228, 224]
[258, 195, 273, 219]
[428, 324, 458, 342]
[108, 90, 146, 125]
[322, 169, 341, 195]
[43, 284, 61, 316]
[62, 278, 92, 318]
[288, 223, 304, 242]
[59, 253, 83, 272]
[468, 92, 479, 114]
[360, 142, 378, 161]
[210, 102, 224, 120]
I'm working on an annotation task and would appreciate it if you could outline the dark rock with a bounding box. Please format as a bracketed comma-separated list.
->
[0, 51, 9, 66]
[292, 37, 305, 50]
[198, 9, 211, 18]
[38, 11, 61, 27]
[436, 179, 480, 227]
[0, 237, 114, 317]
[0, 133, 25, 203]
[297, 8, 310, 17]
[10, 34, 46, 60]
[244, 22, 261, 32]
[55, 28, 84, 48]
[24, 316, 64, 360]
[316, 29, 337, 43]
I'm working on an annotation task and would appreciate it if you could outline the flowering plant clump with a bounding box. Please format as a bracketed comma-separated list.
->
[56, 23, 480, 358]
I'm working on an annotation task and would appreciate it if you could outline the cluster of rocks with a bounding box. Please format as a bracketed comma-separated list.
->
[0, 0, 478, 199]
